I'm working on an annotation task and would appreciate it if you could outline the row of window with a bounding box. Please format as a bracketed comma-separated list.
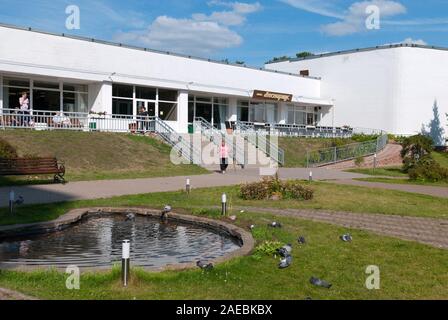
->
[112, 84, 179, 121]
[2, 77, 88, 113]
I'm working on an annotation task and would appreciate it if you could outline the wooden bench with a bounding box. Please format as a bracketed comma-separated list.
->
[0, 157, 66, 183]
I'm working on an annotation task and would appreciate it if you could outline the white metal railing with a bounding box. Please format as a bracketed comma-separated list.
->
[234, 121, 285, 166]
[194, 117, 246, 167]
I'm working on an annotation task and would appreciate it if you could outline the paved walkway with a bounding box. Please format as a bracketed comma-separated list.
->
[0, 168, 365, 207]
[236, 206, 448, 249]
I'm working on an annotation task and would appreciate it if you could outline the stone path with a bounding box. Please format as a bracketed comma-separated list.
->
[0, 288, 36, 300]
[235, 206, 448, 249]
[0, 168, 365, 207]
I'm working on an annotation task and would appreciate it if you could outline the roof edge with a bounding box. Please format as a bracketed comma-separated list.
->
[265, 43, 448, 64]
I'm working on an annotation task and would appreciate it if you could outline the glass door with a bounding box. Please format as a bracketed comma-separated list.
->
[136, 100, 156, 117]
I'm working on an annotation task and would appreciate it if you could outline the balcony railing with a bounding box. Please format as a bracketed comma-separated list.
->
[232, 121, 355, 138]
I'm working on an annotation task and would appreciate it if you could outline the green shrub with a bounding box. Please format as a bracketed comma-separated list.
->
[354, 156, 365, 167]
[408, 155, 448, 182]
[253, 241, 283, 257]
[240, 177, 314, 201]
[401, 135, 433, 173]
[0, 138, 18, 159]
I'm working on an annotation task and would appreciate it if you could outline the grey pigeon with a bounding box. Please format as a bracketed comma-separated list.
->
[268, 222, 282, 228]
[125, 213, 136, 221]
[196, 261, 214, 271]
[249, 225, 255, 230]
[297, 236, 306, 245]
[340, 234, 353, 242]
[310, 277, 332, 289]
[15, 196, 24, 205]
[276, 244, 292, 257]
[278, 255, 292, 269]
[161, 205, 172, 221]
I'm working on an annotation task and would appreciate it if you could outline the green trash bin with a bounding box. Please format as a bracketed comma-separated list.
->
[89, 122, 97, 130]
[188, 124, 194, 134]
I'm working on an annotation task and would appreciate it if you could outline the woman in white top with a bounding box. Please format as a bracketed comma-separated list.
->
[19, 92, 30, 126]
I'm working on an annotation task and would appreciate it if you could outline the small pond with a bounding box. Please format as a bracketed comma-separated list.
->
[0, 214, 241, 269]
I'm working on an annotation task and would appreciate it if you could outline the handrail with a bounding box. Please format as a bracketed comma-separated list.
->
[194, 117, 246, 167]
[306, 132, 389, 167]
[234, 121, 285, 166]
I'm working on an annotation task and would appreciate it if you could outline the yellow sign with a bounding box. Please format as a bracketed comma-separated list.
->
[252, 90, 293, 102]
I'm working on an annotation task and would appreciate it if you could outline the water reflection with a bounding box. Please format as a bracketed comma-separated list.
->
[0, 214, 240, 269]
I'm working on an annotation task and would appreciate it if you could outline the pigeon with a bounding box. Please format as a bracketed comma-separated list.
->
[125, 213, 136, 221]
[276, 244, 292, 258]
[297, 236, 306, 245]
[229, 215, 237, 221]
[14, 196, 24, 205]
[249, 224, 255, 230]
[340, 234, 353, 242]
[310, 277, 332, 289]
[161, 205, 172, 221]
[268, 222, 282, 228]
[278, 255, 292, 269]
[196, 261, 214, 271]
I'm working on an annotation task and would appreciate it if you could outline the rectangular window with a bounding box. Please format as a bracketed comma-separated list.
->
[4, 77, 30, 88]
[136, 86, 156, 100]
[3, 87, 29, 109]
[34, 81, 60, 90]
[63, 92, 88, 113]
[287, 106, 295, 124]
[112, 98, 133, 116]
[159, 102, 177, 121]
[112, 84, 133, 98]
[33, 89, 60, 111]
[158, 89, 178, 102]
[63, 84, 88, 93]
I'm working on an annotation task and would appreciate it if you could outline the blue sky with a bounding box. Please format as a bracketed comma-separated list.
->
[1, 0, 448, 66]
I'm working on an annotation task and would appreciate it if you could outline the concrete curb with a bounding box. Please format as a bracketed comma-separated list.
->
[0, 207, 255, 272]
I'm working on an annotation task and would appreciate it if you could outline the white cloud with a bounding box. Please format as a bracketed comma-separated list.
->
[279, 0, 344, 19]
[113, 1, 260, 56]
[321, 0, 407, 36]
[400, 38, 427, 45]
[114, 16, 243, 56]
[281, 0, 407, 36]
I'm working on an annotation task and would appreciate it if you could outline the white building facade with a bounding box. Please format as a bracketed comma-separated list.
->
[0, 24, 333, 134]
[266, 45, 448, 138]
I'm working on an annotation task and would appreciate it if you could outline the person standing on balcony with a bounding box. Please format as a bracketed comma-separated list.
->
[19, 92, 30, 126]
[137, 106, 149, 133]
[219, 140, 229, 174]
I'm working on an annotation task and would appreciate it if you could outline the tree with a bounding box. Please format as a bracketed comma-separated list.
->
[421, 100, 445, 146]
[400, 134, 434, 172]
[296, 51, 314, 58]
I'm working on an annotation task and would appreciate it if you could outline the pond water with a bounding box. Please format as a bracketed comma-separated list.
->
[0, 214, 241, 269]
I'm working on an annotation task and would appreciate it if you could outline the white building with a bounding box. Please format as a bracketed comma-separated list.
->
[0, 23, 333, 134]
[266, 45, 448, 138]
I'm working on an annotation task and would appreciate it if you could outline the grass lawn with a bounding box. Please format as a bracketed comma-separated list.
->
[0, 130, 208, 186]
[346, 167, 407, 178]
[1, 186, 447, 299]
[433, 152, 448, 168]
[279, 137, 356, 168]
[356, 177, 448, 188]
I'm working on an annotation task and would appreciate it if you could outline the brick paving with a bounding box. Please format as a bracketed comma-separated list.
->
[236, 206, 448, 249]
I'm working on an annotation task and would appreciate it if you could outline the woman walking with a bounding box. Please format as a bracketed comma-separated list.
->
[219, 140, 229, 174]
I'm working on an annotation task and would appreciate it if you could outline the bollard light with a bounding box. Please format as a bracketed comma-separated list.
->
[221, 193, 227, 216]
[309, 171, 313, 182]
[122, 240, 130, 287]
[373, 154, 377, 172]
[9, 190, 15, 215]
[186, 178, 191, 194]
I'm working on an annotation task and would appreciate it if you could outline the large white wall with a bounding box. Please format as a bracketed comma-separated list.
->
[266, 46, 448, 137]
[0, 26, 321, 101]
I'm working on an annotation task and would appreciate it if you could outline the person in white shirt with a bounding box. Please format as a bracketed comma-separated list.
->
[19, 92, 30, 126]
